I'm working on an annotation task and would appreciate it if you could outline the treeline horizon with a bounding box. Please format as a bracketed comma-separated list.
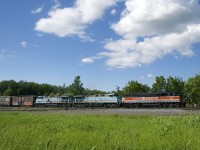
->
[0, 76, 107, 97]
[0, 73, 200, 105]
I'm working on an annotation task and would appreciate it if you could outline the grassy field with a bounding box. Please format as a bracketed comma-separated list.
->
[0, 112, 200, 150]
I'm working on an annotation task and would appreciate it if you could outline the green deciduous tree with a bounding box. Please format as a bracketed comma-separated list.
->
[151, 76, 166, 92]
[184, 73, 200, 106]
[3, 88, 13, 96]
[122, 80, 150, 95]
[83, 88, 106, 95]
[166, 76, 184, 95]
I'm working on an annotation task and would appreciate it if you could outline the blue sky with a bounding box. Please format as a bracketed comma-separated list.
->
[0, 0, 200, 91]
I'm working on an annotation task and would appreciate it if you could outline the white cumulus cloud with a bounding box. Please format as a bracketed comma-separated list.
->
[52, 0, 61, 10]
[35, 0, 118, 41]
[100, 0, 200, 68]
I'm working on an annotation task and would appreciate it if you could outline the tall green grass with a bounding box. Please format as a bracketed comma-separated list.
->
[0, 112, 199, 150]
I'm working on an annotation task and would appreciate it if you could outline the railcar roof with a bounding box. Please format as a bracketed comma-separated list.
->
[124, 92, 176, 97]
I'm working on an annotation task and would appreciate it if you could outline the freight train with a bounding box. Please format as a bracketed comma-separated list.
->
[0, 92, 186, 108]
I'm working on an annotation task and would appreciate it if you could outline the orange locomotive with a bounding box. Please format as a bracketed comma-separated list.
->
[122, 92, 185, 107]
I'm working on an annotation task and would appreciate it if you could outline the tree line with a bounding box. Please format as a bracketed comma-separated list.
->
[0, 76, 106, 97]
[0, 73, 200, 105]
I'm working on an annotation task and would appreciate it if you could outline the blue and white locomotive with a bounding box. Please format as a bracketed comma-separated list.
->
[35, 93, 121, 107]
[83, 93, 121, 107]
[35, 96, 72, 106]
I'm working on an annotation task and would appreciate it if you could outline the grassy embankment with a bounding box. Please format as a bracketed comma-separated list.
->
[0, 112, 199, 150]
